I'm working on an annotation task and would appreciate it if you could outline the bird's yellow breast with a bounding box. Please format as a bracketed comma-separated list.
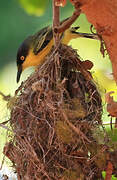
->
[22, 38, 54, 70]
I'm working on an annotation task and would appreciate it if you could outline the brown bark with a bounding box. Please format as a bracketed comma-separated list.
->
[53, 0, 60, 46]
[78, 0, 117, 83]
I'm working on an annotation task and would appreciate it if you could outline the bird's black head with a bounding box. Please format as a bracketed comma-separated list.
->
[16, 36, 32, 83]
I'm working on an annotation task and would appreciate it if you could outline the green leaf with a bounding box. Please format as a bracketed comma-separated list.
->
[102, 171, 117, 180]
[19, 0, 49, 16]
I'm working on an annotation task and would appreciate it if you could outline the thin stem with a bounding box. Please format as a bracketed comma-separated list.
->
[52, 0, 60, 47]
[52, 0, 60, 80]
[54, 9, 81, 33]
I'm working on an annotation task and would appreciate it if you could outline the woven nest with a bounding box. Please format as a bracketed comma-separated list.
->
[4, 44, 103, 179]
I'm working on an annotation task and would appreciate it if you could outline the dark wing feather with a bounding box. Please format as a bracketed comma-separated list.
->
[33, 17, 70, 55]
[33, 26, 53, 55]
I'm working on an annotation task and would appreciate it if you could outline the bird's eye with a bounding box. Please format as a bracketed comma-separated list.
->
[20, 56, 25, 61]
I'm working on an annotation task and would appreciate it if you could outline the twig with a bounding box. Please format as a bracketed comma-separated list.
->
[103, 123, 115, 126]
[115, 117, 117, 128]
[53, 0, 60, 46]
[105, 161, 113, 180]
[0, 122, 11, 131]
[54, 9, 81, 34]
[0, 91, 11, 101]
[52, 0, 61, 80]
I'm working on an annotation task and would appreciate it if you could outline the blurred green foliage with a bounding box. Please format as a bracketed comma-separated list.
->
[19, 0, 49, 16]
[0, 0, 50, 68]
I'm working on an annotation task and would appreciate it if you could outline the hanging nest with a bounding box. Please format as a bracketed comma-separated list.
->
[4, 44, 103, 180]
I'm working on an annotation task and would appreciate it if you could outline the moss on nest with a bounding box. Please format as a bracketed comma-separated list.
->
[4, 44, 104, 179]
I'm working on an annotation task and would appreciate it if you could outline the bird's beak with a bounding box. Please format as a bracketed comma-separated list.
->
[17, 65, 22, 83]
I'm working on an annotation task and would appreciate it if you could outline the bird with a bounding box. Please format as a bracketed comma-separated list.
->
[16, 19, 99, 83]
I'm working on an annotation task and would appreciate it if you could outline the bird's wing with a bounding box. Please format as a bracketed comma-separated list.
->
[33, 18, 70, 55]
[33, 26, 53, 55]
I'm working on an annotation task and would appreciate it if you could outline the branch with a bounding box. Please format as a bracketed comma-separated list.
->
[52, 0, 60, 47]
[54, 9, 81, 34]
[0, 91, 11, 101]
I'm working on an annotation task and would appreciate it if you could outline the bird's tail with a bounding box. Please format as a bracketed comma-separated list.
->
[70, 27, 99, 40]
